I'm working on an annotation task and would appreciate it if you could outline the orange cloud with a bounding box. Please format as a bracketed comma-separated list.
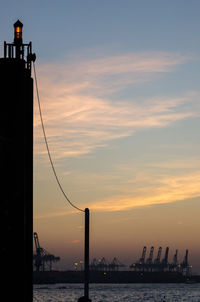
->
[71, 240, 80, 244]
[88, 171, 200, 212]
[34, 167, 200, 217]
[33, 50, 200, 220]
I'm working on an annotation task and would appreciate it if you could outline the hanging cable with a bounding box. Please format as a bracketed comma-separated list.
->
[33, 62, 85, 213]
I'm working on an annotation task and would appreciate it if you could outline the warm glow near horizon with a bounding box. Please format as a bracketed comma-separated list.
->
[33, 51, 200, 271]
[1, 0, 199, 272]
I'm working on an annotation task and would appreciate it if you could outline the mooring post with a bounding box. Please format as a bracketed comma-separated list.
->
[84, 207, 90, 300]
[78, 208, 91, 302]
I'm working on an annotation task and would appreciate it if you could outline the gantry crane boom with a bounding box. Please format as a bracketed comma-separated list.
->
[33, 232, 43, 271]
[146, 246, 154, 264]
[33, 232, 60, 271]
[162, 247, 169, 267]
[139, 246, 147, 264]
[154, 247, 162, 264]
[173, 249, 178, 265]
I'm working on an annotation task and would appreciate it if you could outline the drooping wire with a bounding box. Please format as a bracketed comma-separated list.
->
[33, 62, 85, 213]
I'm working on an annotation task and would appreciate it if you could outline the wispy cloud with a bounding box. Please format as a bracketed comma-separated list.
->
[88, 171, 200, 212]
[36, 51, 193, 96]
[74, 51, 190, 75]
[34, 210, 75, 219]
[34, 158, 200, 218]
[34, 51, 199, 159]
[71, 240, 80, 244]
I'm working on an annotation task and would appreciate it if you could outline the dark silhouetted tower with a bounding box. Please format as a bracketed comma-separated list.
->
[0, 21, 35, 301]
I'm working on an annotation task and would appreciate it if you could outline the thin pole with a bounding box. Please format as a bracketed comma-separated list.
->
[84, 208, 90, 300]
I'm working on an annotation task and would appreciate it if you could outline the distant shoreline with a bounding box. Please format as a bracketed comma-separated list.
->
[33, 270, 200, 284]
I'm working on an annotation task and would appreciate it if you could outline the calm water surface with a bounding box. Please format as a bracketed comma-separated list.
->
[33, 283, 200, 302]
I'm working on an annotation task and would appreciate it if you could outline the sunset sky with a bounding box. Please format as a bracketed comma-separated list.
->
[1, 0, 200, 271]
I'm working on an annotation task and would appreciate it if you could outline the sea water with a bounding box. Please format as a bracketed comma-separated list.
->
[33, 283, 200, 302]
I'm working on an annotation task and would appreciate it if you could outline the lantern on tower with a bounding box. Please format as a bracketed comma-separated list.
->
[14, 20, 23, 44]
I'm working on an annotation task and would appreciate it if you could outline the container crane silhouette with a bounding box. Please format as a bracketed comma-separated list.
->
[154, 247, 162, 265]
[161, 247, 169, 270]
[90, 257, 125, 271]
[33, 232, 60, 271]
[108, 257, 125, 271]
[130, 246, 147, 270]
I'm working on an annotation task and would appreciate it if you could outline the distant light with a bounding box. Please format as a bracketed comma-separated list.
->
[14, 20, 23, 44]
[15, 27, 21, 38]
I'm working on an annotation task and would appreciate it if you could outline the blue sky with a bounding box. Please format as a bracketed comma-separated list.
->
[2, 1, 200, 56]
[1, 0, 200, 271]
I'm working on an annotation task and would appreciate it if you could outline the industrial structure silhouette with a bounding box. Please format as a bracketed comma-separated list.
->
[0, 20, 35, 301]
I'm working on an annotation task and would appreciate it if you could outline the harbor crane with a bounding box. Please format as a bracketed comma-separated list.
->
[139, 246, 147, 264]
[181, 249, 192, 276]
[173, 249, 178, 265]
[181, 249, 189, 269]
[146, 246, 154, 265]
[169, 249, 178, 271]
[90, 257, 108, 271]
[33, 232, 60, 271]
[90, 257, 125, 271]
[129, 246, 147, 270]
[130, 246, 190, 273]
[161, 247, 169, 269]
[108, 257, 125, 271]
[154, 247, 162, 265]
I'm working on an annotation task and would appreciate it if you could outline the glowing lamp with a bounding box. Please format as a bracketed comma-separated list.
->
[14, 20, 23, 44]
